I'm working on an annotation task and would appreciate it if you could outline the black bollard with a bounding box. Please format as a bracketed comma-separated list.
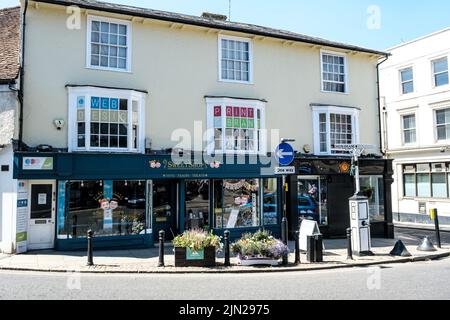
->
[224, 230, 231, 267]
[281, 217, 288, 266]
[346, 228, 353, 260]
[433, 209, 442, 249]
[158, 230, 165, 267]
[295, 230, 301, 265]
[87, 229, 94, 266]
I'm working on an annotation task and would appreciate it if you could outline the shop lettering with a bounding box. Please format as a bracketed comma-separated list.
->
[165, 161, 207, 170]
[179, 304, 214, 318]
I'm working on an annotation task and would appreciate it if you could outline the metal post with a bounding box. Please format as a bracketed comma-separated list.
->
[295, 230, 301, 265]
[281, 217, 288, 265]
[224, 230, 231, 267]
[354, 154, 360, 195]
[346, 228, 353, 260]
[158, 230, 165, 267]
[87, 229, 94, 266]
[433, 209, 442, 249]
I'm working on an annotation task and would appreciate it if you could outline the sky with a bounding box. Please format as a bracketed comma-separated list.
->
[1, 0, 449, 50]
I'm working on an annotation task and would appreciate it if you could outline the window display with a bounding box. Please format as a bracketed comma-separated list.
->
[297, 177, 328, 225]
[263, 178, 278, 225]
[360, 176, 385, 222]
[185, 180, 210, 230]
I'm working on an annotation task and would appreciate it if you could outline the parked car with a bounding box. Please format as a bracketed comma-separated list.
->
[298, 195, 319, 222]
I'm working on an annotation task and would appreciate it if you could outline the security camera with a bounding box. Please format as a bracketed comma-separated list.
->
[54, 119, 65, 131]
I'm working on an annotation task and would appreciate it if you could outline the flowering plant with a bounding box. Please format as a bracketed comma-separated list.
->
[173, 229, 223, 252]
[231, 230, 289, 260]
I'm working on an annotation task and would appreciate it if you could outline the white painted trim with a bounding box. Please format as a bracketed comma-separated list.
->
[320, 49, 349, 94]
[400, 112, 418, 147]
[433, 106, 450, 144]
[86, 15, 132, 73]
[398, 65, 415, 95]
[67, 86, 146, 153]
[218, 34, 254, 84]
[430, 55, 449, 89]
[311, 105, 360, 156]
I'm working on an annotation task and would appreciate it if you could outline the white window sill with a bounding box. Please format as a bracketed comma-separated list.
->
[320, 89, 349, 95]
[72, 148, 142, 154]
[85, 66, 132, 74]
[218, 78, 254, 85]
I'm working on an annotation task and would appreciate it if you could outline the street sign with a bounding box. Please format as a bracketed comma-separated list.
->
[275, 143, 295, 166]
[275, 167, 295, 175]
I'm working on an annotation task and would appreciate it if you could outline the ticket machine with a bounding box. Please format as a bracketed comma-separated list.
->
[349, 195, 373, 256]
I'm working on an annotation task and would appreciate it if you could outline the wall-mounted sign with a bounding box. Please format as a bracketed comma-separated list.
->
[16, 180, 29, 254]
[23, 157, 54, 170]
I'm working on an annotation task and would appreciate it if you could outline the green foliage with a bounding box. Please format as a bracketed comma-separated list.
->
[173, 229, 223, 252]
[231, 230, 289, 260]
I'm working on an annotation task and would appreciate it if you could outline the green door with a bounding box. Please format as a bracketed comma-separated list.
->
[152, 181, 178, 241]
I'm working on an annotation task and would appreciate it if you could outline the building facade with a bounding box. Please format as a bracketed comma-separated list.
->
[380, 28, 450, 227]
[1, 0, 393, 253]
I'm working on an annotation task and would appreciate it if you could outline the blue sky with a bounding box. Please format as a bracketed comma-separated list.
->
[2, 0, 449, 50]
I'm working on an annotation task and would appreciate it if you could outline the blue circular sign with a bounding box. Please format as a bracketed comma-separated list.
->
[275, 143, 295, 166]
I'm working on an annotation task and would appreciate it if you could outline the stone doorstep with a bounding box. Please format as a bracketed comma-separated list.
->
[0, 250, 448, 274]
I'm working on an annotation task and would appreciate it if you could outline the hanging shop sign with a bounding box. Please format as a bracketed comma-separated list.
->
[23, 157, 54, 170]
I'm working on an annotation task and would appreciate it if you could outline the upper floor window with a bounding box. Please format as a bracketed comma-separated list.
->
[402, 114, 416, 145]
[400, 67, 414, 94]
[321, 51, 347, 93]
[432, 57, 449, 87]
[87, 16, 131, 72]
[312, 106, 359, 155]
[219, 35, 252, 83]
[206, 98, 265, 155]
[68, 86, 146, 153]
[436, 108, 450, 141]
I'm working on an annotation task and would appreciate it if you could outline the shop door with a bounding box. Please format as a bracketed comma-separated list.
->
[152, 181, 178, 241]
[28, 181, 56, 250]
[327, 175, 354, 237]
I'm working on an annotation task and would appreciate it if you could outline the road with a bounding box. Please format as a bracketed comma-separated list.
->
[0, 227, 449, 300]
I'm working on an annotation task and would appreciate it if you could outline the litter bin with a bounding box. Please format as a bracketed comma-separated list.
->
[307, 234, 324, 263]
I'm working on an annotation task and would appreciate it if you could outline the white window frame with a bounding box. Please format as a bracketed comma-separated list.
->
[206, 97, 266, 155]
[434, 107, 450, 143]
[67, 86, 146, 153]
[86, 15, 132, 73]
[431, 56, 449, 88]
[312, 105, 360, 156]
[320, 49, 349, 94]
[400, 113, 417, 146]
[399, 66, 414, 95]
[218, 34, 253, 84]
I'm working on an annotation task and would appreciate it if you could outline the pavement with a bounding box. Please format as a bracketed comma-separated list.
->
[0, 228, 448, 274]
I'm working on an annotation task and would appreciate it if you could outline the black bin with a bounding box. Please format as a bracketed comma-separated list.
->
[307, 234, 324, 263]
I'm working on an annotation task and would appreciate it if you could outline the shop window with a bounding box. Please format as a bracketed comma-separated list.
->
[214, 179, 260, 229]
[432, 173, 447, 198]
[66, 180, 148, 238]
[360, 176, 385, 223]
[68, 87, 146, 153]
[185, 180, 210, 230]
[297, 177, 328, 226]
[403, 174, 416, 197]
[263, 178, 278, 225]
[206, 98, 266, 155]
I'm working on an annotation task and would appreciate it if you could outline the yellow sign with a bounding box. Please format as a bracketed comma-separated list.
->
[430, 208, 437, 220]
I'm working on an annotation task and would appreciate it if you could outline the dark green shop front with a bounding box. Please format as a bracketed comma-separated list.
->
[14, 152, 283, 251]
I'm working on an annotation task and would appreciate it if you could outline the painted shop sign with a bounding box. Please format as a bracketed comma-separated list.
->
[23, 157, 54, 170]
[16, 180, 28, 254]
[150, 160, 221, 170]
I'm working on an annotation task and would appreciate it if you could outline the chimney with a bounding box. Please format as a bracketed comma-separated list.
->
[201, 12, 228, 21]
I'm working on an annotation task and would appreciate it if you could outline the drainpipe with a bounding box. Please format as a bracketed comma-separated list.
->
[376, 55, 389, 156]
[18, 0, 29, 151]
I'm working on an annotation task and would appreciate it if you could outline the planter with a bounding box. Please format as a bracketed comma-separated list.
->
[238, 256, 280, 267]
[174, 246, 216, 267]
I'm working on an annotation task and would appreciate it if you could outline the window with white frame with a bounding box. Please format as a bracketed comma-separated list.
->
[321, 52, 347, 93]
[402, 114, 416, 145]
[436, 108, 450, 141]
[400, 67, 414, 94]
[68, 87, 146, 153]
[206, 98, 265, 154]
[312, 106, 359, 155]
[219, 36, 252, 83]
[432, 57, 449, 87]
[87, 16, 131, 71]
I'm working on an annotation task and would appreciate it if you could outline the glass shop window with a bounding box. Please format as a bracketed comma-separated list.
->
[297, 177, 328, 226]
[262, 178, 278, 225]
[214, 179, 260, 229]
[67, 180, 147, 238]
[185, 180, 210, 230]
[360, 176, 385, 223]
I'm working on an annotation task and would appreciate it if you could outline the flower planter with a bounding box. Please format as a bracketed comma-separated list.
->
[238, 256, 280, 267]
[174, 246, 216, 267]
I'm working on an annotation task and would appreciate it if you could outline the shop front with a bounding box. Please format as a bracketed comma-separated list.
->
[287, 157, 394, 239]
[13, 152, 283, 251]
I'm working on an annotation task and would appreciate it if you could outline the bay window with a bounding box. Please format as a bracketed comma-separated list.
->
[206, 97, 265, 154]
[68, 86, 146, 153]
[312, 105, 359, 155]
